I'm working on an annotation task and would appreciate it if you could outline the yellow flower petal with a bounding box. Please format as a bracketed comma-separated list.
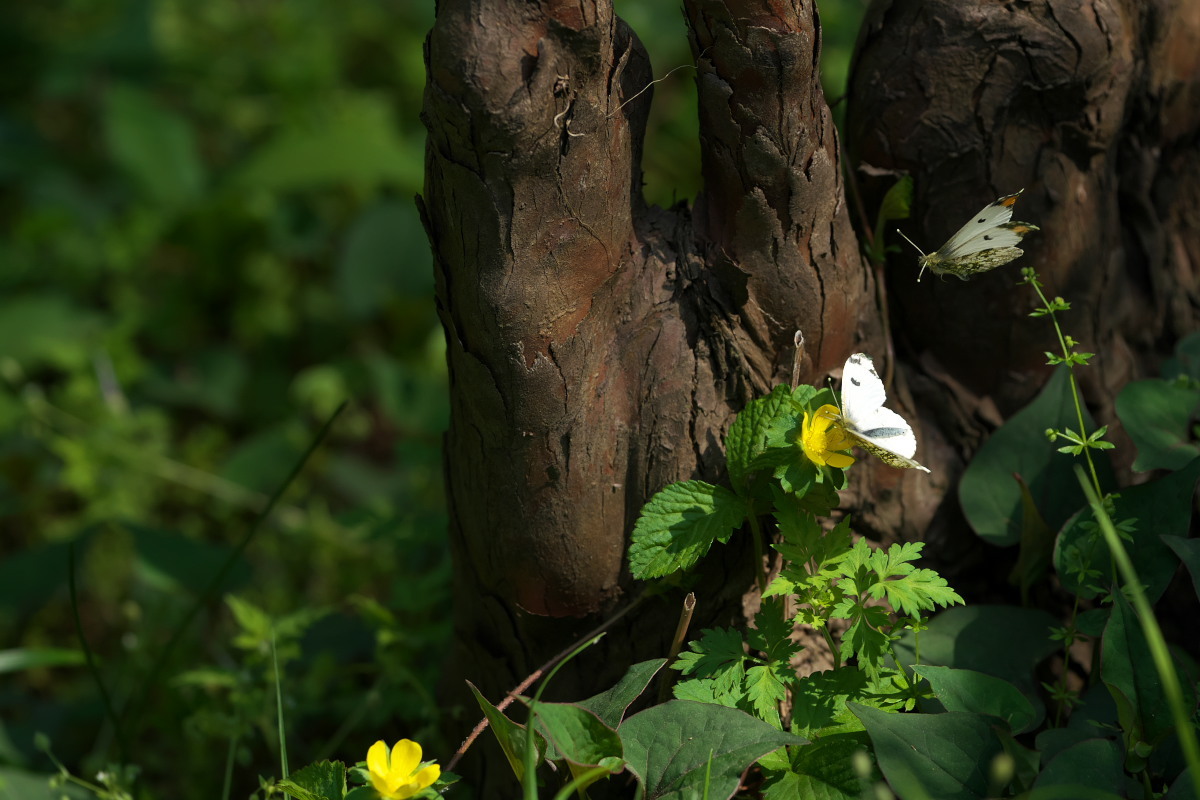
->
[413, 764, 441, 791]
[367, 740, 392, 795]
[390, 739, 423, 780]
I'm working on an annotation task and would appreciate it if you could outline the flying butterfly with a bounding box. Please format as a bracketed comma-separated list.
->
[898, 189, 1039, 282]
[824, 353, 930, 473]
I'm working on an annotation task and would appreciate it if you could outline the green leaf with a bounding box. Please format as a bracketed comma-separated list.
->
[1116, 379, 1200, 471]
[892, 605, 1058, 708]
[1101, 593, 1193, 749]
[1164, 536, 1200, 601]
[673, 628, 747, 698]
[850, 704, 1003, 800]
[878, 176, 914, 223]
[231, 92, 417, 192]
[533, 702, 622, 767]
[578, 659, 667, 729]
[127, 523, 252, 596]
[790, 669, 872, 736]
[0, 293, 108, 371]
[628, 481, 747, 579]
[278, 760, 346, 800]
[0, 648, 85, 674]
[911, 666, 1036, 734]
[620, 700, 805, 800]
[466, 681, 546, 784]
[727, 385, 795, 491]
[0, 767, 91, 800]
[960, 366, 1113, 546]
[103, 83, 204, 206]
[1029, 738, 1124, 799]
[1162, 331, 1200, 381]
[744, 664, 788, 726]
[337, 201, 433, 320]
[762, 733, 871, 800]
[1055, 457, 1200, 602]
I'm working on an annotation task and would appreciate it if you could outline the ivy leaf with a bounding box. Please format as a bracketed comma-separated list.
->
[628, 481, 747, 579]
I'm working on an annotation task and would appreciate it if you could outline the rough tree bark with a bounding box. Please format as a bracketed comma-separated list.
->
[420, 0, 1200, 791]
[847, 0, 1200, 570]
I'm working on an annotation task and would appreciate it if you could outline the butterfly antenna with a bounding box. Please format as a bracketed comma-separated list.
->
[895, 229, 930, 283]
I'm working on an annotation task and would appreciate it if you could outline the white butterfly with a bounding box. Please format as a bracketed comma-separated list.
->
[826, 353, 930, 473]
[899, 189, 1039, 282]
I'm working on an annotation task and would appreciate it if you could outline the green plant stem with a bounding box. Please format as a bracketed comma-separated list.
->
[273, 632, 289, 783]
[1076, 466, 1200, 797]
[222, 733, 238, 800]
[1026, 278, 1102, 494]
[550, 766, 613, 800]
[746, 506, 767, 593]
[820, 626, 841, 670]
[523, 634, 606, 800]
[68, 542, 129, 767]
[123, 401, 346, 741]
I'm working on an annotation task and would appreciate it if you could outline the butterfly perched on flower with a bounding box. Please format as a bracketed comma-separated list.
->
[899, 189, 1039, 282]
[823, 353, 930, 473]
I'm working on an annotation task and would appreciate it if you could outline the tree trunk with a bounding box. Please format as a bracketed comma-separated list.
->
[846, 0, 1200, 571]
[420, 0, 1200, 791]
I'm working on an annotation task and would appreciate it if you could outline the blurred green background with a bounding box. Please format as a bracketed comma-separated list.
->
[0, 1, 865, 797]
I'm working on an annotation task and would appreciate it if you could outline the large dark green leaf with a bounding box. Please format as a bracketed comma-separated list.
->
[1029, 738, 1124, 800]
[1101, 593, 1193, 749]
[892, 606, 1058, 700]
[912, 666, 1036, 734]
[1116, 379, 1200, 472]
[533, 702, 622, 767]
[620, 700, 803, 800]
[578, 659, 666, 729]
[850, 704, 1003, 800]
[960, 367, 1113, 546]
[103, 83, 204, 206]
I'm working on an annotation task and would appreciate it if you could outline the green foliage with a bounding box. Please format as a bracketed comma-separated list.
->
[1116, 378, 1200, 471]
[628, 481, 748, 579]
[959, 366, 1113, 546]
[620, 701, 804, 800]
[3, 1, 447, 797]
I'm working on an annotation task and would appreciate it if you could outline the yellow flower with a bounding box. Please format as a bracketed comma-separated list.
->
[800, 404, 855, 469]
[367, 739, 440, 800]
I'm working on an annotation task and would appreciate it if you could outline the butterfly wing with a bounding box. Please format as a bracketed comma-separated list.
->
[921, 190, 1039, 281]
[840, 353, 887, 426]
[935, 191, 1021, 259]
[839, 353, 930, 472]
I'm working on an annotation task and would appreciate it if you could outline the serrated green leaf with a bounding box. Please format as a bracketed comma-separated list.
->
[673, 628, 747, 699]
[628, 481, 747, 579]
[279, 760, 346, 800]
[727, 385, 795, 491]
[745, 664, 788, 726]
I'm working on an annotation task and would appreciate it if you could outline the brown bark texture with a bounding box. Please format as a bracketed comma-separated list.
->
[420, 0, 885, 786]
[848, 0, 1200, 483]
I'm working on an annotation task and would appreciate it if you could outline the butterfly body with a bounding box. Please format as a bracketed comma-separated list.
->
[826, 353, 930, 473]
[905, 190, 1039, 282]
